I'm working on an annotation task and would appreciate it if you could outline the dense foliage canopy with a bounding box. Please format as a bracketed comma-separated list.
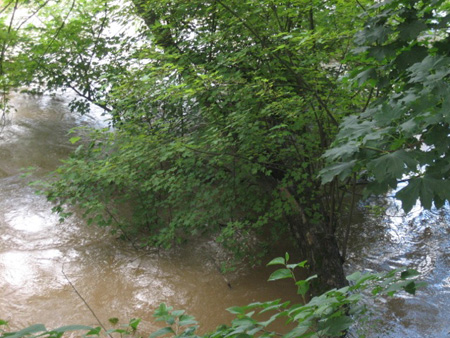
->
[321, 0, 450, 213]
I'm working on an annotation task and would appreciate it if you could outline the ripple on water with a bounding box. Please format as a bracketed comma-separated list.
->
[346, 197, 450, 338]
[0, 249, 63, 290]
[1, 93, 448, 336]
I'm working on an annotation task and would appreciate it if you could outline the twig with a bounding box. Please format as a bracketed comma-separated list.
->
[362, 87, 374, 112]
[342, 174, 356, 261]
[104, 206, 140, 250]
[355, 0, 368, 13]
[207, 254, 232, 289]
[61, 263, 113, 338]
[15, 0, 52, 31]
[0, 0, 13, 15]
[0, 0, 19, 76]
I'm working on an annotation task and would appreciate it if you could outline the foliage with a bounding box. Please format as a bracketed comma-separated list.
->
[320, 0, 450, 212]
[40, 125, 275, 258]
[4, 0, 446, 294]
[19, 0, 375, 287]
[0, 258, 425, 338]
[0, 324, 96, 338]
[0, 1, 443, 335]
[0, 317, 145, 338]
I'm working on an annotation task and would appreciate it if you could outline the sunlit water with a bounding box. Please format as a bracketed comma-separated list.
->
[0, 93, 448, 337]
[345, 196, 450, 337]
[0, 93, 298, 334]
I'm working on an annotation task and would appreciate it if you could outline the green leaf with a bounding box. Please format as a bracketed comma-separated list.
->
[51, 325, 94, 333]
[69, 136, 81, 144]
[400, 269, 420, 280]
[356, 25, 391, 44]
[368, 150, 418, 181]
[227, 306, 246, 315]
[403, 281, 418, 295]
[85, 327, 101, 336]
[129, 318, 141, 330]
[320, 160, 356, 184]
[107, 329, 127, 334]
[323, 141, 360, 162]
[395, 46, 428, 70]
[306, 274, 317, 282]
[266, 257, 285, 266]
[409, 55, 450, 84]
[285, 252, 290, 263]
[346, 271, 361, 282]
[368, 45, 396, 61]
[178, 315, 197, 326]
[171, 310, 185, 317]
[149, 327, 175, 338]
[2, 324, 47, 338]
[384, 281, 405, 296]
[318, 316, 354, 336]
[354, 67, 377, 85]
[108, 318, 119, 325]
[398, 20, 428, 41]
[296, 280, 310, 296]
[396, 176, 450, 212]
[268, 268, 292, 281]
[283, 324, 310, 338]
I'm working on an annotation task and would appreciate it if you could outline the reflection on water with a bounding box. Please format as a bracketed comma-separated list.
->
[0, 93, 298, 334]
[345, 194, 450, 337]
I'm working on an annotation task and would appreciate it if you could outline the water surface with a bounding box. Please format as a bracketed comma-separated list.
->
[0, 93, 448, 337]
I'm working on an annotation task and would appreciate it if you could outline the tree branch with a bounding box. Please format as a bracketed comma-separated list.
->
[61, 263, 112, 337]
[0, 0, 13, 15]
[16, 0, 52, 31]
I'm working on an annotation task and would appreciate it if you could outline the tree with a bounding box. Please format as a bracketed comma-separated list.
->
[0, 0, 21, 126]
[4, 0, 374, 292]
[321, 0, 450, 212]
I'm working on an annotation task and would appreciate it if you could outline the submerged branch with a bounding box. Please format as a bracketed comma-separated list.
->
[61, 263, 112, 338]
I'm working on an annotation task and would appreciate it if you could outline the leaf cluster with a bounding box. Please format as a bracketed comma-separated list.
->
[321, 0, 450, 212]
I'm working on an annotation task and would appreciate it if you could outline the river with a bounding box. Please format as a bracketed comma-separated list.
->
[0, 92, 298, 334]
[0, 93, 449, 337]
[345, 195, 450, 337]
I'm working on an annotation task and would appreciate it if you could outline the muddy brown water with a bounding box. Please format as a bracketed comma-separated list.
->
[0, 93, 298, 334]
[0, 93, 449, 337]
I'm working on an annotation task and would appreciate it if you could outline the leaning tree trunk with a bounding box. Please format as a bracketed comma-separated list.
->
[281, 187, 347, 293]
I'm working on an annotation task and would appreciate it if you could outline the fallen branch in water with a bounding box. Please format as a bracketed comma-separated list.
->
[61, 263, 113, 338]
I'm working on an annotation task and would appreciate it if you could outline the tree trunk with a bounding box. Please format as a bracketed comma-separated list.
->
[132, 0, 348, 294]
[287, 212, 347, 293]
[281, 187, 347, 293]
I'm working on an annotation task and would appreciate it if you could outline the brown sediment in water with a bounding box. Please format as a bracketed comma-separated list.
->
[1, 93, 448, 337]
[0, 93, 299, 335]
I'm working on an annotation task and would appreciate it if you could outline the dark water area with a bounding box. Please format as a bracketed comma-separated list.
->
[0, 93, 449, 337]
